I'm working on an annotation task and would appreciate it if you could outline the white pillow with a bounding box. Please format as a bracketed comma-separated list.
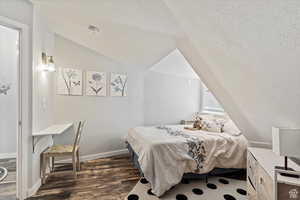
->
[200, 118, 224, 133]
[222, 120, 241, 136]
[193, 113, 229, 122]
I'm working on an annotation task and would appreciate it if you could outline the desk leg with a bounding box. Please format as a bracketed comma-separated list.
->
[42, 154, 47, 184]
[32, 136, 35, 153]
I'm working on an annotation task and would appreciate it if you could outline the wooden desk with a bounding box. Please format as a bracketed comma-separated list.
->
[32, 123, 73, 152]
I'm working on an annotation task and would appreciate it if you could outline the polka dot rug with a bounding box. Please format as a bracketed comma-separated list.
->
[126, 176, 247, 200]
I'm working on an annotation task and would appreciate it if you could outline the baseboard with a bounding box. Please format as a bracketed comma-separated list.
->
[0, 152, 16, 159]
[27, 178, 41, 198]
[249, 140, 272, 149]
[57, 149, 129, 163]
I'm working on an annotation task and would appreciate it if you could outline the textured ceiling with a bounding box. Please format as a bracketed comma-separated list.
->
[33, 0, 183, 68]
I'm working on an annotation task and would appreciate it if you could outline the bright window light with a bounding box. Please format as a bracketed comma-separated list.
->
[201, 84, 224, 113]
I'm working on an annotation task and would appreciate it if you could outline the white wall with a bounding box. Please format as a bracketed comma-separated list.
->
[144, 49, 201, 125]
[150, 49, 199, 79]
[0, 25, 19, 156]
[144, 71, 201, 125]
[31, 2, 55, 192]
[53, 35, 144, 155]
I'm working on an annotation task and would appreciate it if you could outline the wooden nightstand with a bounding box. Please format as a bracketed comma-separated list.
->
[247, 147, 300, 200]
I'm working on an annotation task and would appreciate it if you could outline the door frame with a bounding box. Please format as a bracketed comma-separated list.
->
[0, 16, 31, 200]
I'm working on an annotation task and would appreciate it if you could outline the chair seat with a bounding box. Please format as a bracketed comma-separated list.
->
[44, 145, 78, 155]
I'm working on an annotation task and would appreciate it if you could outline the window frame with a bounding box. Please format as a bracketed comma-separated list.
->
[200, 83, 224, 114]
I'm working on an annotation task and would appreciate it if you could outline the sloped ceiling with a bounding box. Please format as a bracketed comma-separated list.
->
[33, 0, 183, 68]
[163, 0, 300, 142]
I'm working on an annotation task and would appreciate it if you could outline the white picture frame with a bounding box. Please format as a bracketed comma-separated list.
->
[110, 73, 127, 97]
[85, 71, 107, 96]
[57, 68, 83, 96]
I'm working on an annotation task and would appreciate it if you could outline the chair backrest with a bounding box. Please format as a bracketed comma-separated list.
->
[73, 120, 86, 153]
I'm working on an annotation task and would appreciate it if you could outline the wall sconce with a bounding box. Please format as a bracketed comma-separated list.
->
[41, 52, 56, 72]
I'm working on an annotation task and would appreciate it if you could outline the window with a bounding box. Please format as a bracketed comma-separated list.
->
[201, 84, 224, 113]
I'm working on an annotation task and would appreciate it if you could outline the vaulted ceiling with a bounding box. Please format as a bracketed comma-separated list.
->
[33, 0, 300, 143]
[33, 0, 183, 68]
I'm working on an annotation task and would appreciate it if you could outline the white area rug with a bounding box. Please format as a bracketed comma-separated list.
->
[126, 177, 247, 200]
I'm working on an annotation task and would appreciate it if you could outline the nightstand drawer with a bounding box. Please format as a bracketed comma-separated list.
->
[247, 151, 258, 189]
[248, 148, 300, 200]
[257, 164, 273, 200]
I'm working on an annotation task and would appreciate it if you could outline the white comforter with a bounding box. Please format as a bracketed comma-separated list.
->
[126, 125, 248, 196]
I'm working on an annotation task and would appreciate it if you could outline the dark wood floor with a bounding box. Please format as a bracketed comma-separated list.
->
[27, 155, 140, 200]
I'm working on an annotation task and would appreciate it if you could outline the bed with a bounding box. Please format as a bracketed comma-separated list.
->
[125, 124, 248, 196]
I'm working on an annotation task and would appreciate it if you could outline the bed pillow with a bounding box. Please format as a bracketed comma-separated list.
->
[222, 120, 241, 136]
[199, 118, 224, 133]
[193, 112, 229, 123]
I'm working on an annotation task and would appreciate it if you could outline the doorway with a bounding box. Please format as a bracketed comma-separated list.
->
[0, 15, 30, 200]
[0, 22, 20, 200]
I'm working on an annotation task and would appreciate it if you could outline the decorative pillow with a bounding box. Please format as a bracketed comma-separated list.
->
[193, 112, 229, 122]
[222, 120, 241, 136]
[199, 118, 224, 133]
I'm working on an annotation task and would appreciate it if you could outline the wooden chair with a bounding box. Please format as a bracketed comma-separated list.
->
[41, 121, 85, 184]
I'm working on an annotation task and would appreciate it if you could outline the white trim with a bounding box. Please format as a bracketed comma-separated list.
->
[81, 149, 128, 161]
[0, 15, 31, 200]
[57, 149, 128, 163]
[0, 153, 17, 159]
[27, 178, 41, 197]
[202, 107, 225, 113]
[200, 110, 226, 116]
[249, 140, 272, 149]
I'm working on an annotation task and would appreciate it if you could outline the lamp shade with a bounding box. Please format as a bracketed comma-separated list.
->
[272, 127, 300, 158]
[41, 53, 55, 72]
